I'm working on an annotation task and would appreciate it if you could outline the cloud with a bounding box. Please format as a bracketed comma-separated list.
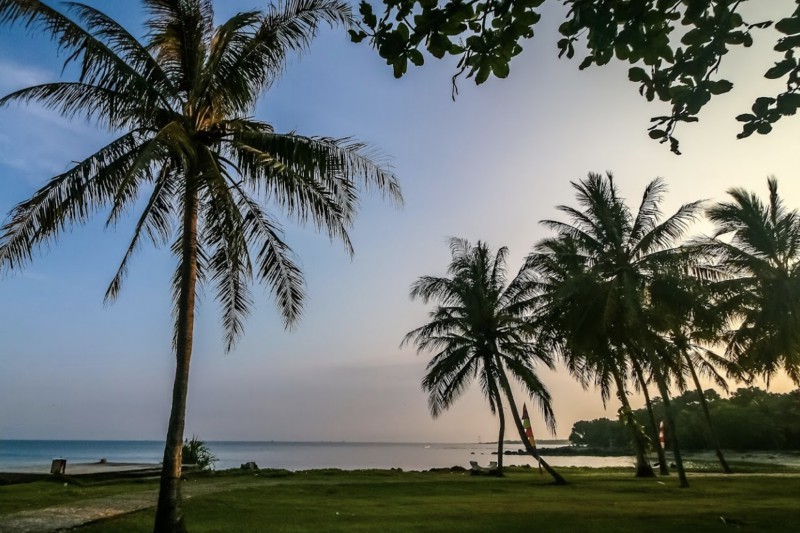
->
[0, 59, 52, 93]
[0, 103, 112, 185]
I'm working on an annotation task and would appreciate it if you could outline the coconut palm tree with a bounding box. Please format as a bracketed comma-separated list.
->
[628, 358, 669, 475]
[703, 177, 800, 385]
[645, 262, 736, 474]
[0, 1, 401, 531]
[529, 234, 656, 477]
[403, 238, 565, 483]
[528, 173, 703, 488]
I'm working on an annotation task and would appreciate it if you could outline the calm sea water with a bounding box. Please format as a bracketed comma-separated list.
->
[0, 440, 634, 471]
[4, 440, 796, 472]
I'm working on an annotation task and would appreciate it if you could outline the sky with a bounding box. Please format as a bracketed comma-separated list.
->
[1, 1, 799, 443]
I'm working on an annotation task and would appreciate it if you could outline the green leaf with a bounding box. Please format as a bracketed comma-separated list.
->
[737, 121, 757, 139]
[725, 31, 748, 46]
[775, 16, 800, 35]
[752, 97, 776, 115]
[775, 34, 800, 52]
[756, 121, 773, 134]
[776, 92, 800, 115]
[669, 136, 681, 155]
[682, 28, 710, 46]
[708, 80, 733, 95]
[685, 89, 711, 114]
[408, 49, 424, 67]
[392, 57, 408, 79]
[428, 33, 449, 59]
[359, 2, 377, 28]
[765, 58, 797, 79]
[475, 65, 491, 85]
[648, 129, 666, 139]
[397, 23, 409, 41]
[628, 67, 648, 83]
[492, 60, 510, 79]
[358, 2, 373, 19]
[735, 113, 756, 122]
[348, 29, 367, 44]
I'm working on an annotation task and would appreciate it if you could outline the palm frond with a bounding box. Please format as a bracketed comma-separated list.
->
[105, 163, 176, 303]
[0, 0, 167, 106]
[0, 131, 149, 272]
[228, 181, 305, 328]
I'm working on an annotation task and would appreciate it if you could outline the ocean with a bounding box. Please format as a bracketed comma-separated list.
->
[0, 440, 634, 472]
[4, 440, 796, 473]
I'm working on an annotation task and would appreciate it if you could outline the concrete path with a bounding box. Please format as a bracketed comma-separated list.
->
[0, 481, 238, 533]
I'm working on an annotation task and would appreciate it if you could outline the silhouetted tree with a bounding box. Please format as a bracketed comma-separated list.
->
[704, 178, 800, 386]
[528, 173, 703, 487]
[403, 238, 565, 483]
[0, 1, 401, 530]
[354, 0, 800, 153]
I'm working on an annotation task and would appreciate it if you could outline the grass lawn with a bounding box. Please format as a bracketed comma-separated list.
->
[0, 476, 158, 515]
[3, 466, 799, 531]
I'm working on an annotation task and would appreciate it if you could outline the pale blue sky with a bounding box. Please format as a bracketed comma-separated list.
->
[1, 1, 799, 442]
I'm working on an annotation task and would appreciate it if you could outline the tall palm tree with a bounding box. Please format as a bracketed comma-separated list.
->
[629, 359, 669, 475]
[703, 177, 800, 385]
[0, 1, 401, 531]
[529, 234, 656, 477]
[528, 173, 703, 488]
[403, 238, 565, 483]
[646, 263, 736, 474]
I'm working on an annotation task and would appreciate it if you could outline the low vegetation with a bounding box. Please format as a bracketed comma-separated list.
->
[182, 436, 217, 471]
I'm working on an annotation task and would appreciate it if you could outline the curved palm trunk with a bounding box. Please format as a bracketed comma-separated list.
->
[494, 368, 566, 484]
[647, 362, 689, 488]
[495, 391, 505, 476]
[612, 370, 655, 478]
[632, 361, 669, 476]
[685, 356, 732, 474]
[154, 189, 199, 533]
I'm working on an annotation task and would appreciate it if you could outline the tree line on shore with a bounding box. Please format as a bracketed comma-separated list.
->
[570, 387, 800, 452]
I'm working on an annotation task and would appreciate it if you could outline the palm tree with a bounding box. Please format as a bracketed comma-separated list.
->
[529, 234, 656, 477]
[402, 238, 565, 483]
[679, 342, 734, 473]
[703, 177, 800, 385]
[528, 173, 703, 487]
[629, 359, 669, 475]
[646, 264, 736, 474]
[0, 1, 401, 531]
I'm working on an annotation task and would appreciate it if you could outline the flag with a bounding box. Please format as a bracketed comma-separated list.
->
[521, 404, 537, 448]
[659, 420, 666, 449]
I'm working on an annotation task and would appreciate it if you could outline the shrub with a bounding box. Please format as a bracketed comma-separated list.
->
[182, 436, 217, 470]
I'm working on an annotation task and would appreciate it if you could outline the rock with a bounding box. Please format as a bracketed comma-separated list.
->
[240, 461, 259, 471]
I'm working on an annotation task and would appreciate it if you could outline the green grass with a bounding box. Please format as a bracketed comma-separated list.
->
[57, 467, 800, 532]
[0, 477, 157, 515]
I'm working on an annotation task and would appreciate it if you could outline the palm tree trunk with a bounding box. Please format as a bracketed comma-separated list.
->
[631, 361, 669, 476]
[648, 363, 689, 488]
[495, 391, 505, 476]
[685, 355, 732, 474]
[495, 367, 566, 484]
[612, 370, 655, 478]
[154, 188, 199, 533]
